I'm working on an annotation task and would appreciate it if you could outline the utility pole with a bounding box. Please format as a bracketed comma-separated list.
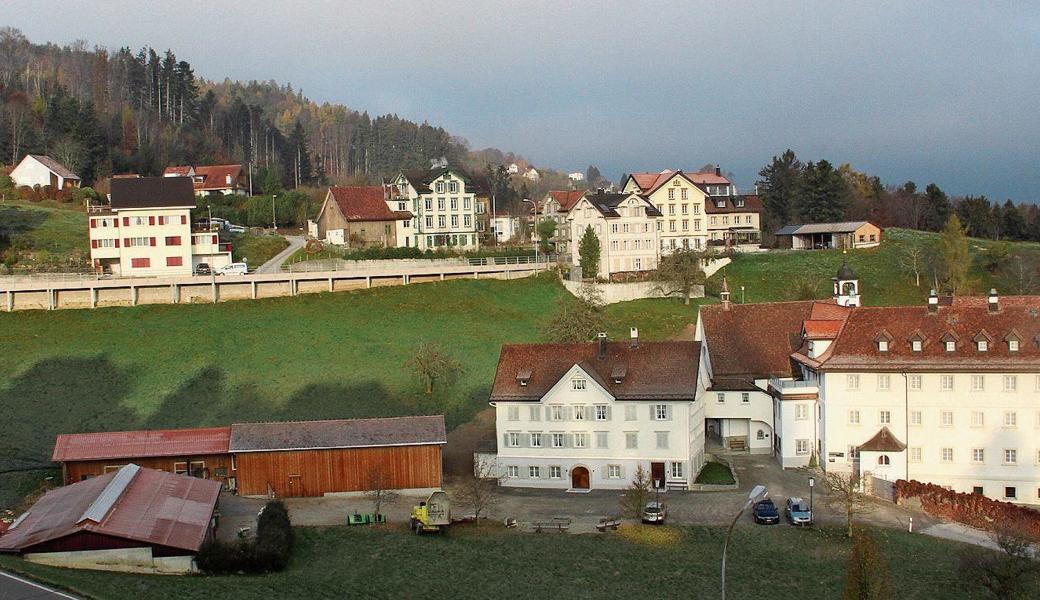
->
[271, 194, 278, 231]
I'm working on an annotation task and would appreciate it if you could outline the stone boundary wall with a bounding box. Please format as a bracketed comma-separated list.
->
[562, 257, 730, 305]
[26, 547, 196, 574]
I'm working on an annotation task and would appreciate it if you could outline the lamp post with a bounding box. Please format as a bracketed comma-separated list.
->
[808, 476, 815, 523]
[654, 478, 661, 509]
[271, 194, 278, 231]
[522, 198, 538, 264]
[721, 485, 767, 600]
[740, 285, 745, 304]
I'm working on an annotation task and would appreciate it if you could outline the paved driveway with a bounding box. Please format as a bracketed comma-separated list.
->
[255, 235, 305, 274]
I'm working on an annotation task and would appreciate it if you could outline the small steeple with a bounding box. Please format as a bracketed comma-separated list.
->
[720, 276, 731, 310]
[832, 251, 860, 307]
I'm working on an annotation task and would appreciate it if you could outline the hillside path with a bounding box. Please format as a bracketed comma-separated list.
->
[255, 235, 305, 274]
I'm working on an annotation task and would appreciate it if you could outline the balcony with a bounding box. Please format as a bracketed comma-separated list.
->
[768, 377, 819, 397]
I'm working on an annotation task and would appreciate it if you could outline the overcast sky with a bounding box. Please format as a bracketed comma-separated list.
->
[5, 1, 1039, 200]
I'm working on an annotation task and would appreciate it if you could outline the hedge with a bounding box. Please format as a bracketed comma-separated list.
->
[894, 479, 1040, 542]
[196, 500, 294, 575]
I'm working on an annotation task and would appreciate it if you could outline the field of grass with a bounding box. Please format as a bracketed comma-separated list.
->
[0, 200, 89, 271]
[0, 274, 699, 507]
[693, 461, 736, 485]
[0, 525, 983, 599]
[229, 232, 289, 267]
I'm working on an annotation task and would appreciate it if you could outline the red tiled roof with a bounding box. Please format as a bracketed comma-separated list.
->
[0, 465, 220, 554]
[629, 169, 731, 195]
[803, 319, 845, 340]
[52, 426, 232, 462]
[194, 165, 243, 190]
[228, 415, 446, 452]
[685, 171, 731, 186]
[328, 186, 409, 222]
[490, 341, 700, 402]
[162, 166, 193, 176]
[858, 427, 906, 452]
[546, 190, 585, 212]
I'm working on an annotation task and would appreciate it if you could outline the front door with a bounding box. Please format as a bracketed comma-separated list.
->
[570, 466, 590, 490]
[287, 474, 303, 497]
[651, 462, 666, 489]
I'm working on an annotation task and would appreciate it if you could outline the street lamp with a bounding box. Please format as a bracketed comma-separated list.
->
[271, 194, 278, 231]
[808, 476, 815, 524]
[740, 285, 745, 304]
[654, 478, 661, 510]
[721, 484, 768, 600]
[522, 198, 538, 264]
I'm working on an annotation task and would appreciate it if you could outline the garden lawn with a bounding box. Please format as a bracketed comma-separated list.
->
[0, 201, 88, 270]
[0, 525, 981, 599]
[0, 275, 697, 507]
[694, 461, 736, 485]
[229, 232, 289, 267]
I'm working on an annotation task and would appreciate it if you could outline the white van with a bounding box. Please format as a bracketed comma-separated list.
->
[217, 262, 248, 276]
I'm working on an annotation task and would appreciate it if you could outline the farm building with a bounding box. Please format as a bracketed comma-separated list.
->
[229, 416, 446, 497]
[50, 416, 447, 499]
[774, 221, 882, 249]
[0, 464, 220, 574]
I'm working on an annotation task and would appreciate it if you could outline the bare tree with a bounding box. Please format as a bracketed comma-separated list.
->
[825, 470, 876, 538]
[619, 465, 652, 519]
[898, 245, 925, 287]
[542, 283, 605, 343]
[49, 135, 85, 176]
[364, 467, 399, 518]
[405, 340, 464, 395]
[1000, 254, 1039, 295]
[958, 527, 1040, 600]
[455, 454, 502, 526]
[652, 248, 707, 305]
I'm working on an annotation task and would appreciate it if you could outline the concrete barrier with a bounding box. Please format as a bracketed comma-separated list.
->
[25, 547, 196, 574]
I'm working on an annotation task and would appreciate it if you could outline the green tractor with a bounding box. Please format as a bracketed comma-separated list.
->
[409, 491, 450, 534]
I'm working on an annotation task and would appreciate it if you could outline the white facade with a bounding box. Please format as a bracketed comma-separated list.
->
[10, 155, 79, 190]
[566, 194, 660, 279]
[568, 172, 585, 182]
[624, 172, 709, 253]
[391, 169, 480, 251]
[489, 215, 522, 243]
[88, 207, 230, 277]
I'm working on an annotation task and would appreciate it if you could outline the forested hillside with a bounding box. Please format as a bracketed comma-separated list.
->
[0, 28, 499, 189]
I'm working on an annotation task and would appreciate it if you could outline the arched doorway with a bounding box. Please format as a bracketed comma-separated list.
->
[570, 466, 590, 490]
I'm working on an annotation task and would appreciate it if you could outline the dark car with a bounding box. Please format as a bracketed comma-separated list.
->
[194, 263, 212, 276]
[753, 498, 780, 524]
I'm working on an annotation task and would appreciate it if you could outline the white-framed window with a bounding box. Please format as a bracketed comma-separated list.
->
[911, 340, 922, 352]
[971, 374, 985, 391]
[1003, 449, 1017, 465]
[625, 432, 638, 449]
[573, 378, 587, 391]
[909, 447, 922, 462]
[795, 404, 808, 420]
[741, 393, 750, 403]
[977, 340, 988, 352]
[607, 465, 622, 479]
[595, 431, 608, 448]
[878, 340, 889, 352]
[910, 410, 922, 426]
[1005, 486, 1017, 499]
[940, 410, 954, 427]
[549, 466, 562, 479]
[716, 393, 725, 403]
[1004, 411, 1017, 428]
[848, 410, 861, 425]
[909, 374, 922, 390]
[654, 404, 669, 420]
[574, 405, 585, 420]
[529, 406, 541, 421]
[507, 432, 521, 447]
[507, 406, 520, 421]
[1009, 339, 1020, 352]
[507, 465, 519, 478]
[551, 433, 565, 448]
[528, 466, 540, 478]
[530, 432, 542, 447]
[655, 431, 669, 449]
[574, 433, 587, 448]
[972, 448, 985, 463]
[425, 216, 433, 228]
[940, 375, 954, 391]
[879, 410, 891, 424]
[941, 447, 954, 462]
[971, 411, 984, 428]
[795, 439, 811, 455]
[595, 405, 608, 421]
[670, 462, 684, 479]
[846, 374, 860, 390]
[1003, 375, 1017, 392]
[438, 215, 446, 228]
[625, 405, 637, 421]
[878, 374, 891, 390]
[945, 341, 956, 352]
[550, 405, 564, 421]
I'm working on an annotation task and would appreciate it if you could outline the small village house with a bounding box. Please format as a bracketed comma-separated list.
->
[9, 154, 81, 190]
[313, 186, 414, 247]
[164, 164, 248, 197]
[541, 190, 585, 253]
[390, 166, 485, 251]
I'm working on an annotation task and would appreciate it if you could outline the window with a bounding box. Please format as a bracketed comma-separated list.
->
[973, 486, 984, 495]
[507, 466, 519, 478]
[977, 340, 988, 352]
[463, 198, 471, 210]
[879, 410, 891, 424]
[911, 340, 922, 352]
[530, 432, 542, 447]
[940, 410, 954, 427]
[971, 411, 984, 427]
[574, 433, 587, 448]
[595, 431, 608, 448]
[1005, 487, 1017, 499]
[435, 181, 445, 194]
[795, 404, 808, 420]
[607, 465, 622, 479]
[910, 410, 922, 426]
[940, 375, 954, 391]
[165, 235, 181, 246]
[438, 215, 445, 228]
[972, 448, 985, 463]
[130, 257, 150, 268]
[625, 405, 637, 421]
[945, 341, 956, 352]
[549, 466, 562, 479]
[795, 439, 810, 455]
[909, 375, 922, 390]
[878, 340, 889, 352]
[507, 406, 519, 421]
[670, 462, 684, 479]
[529, 466, 540, 478]
[529, 406, 541, 421]
[1004, 411, 1017, 428]
[573, 378, 587, 391]
[909, 447, 922, 462]
[550, 406, 564, 421]
[847, 374, 860, 390]
[877, 374, 890, 390]
[551, 433, 565, 448]
[877, 455, 890, 466]
[625, 432, 638, 449]
[717, 393, 725, 403]
[450, 215, 458, 228]
[1009, 339, 1019, 352]
[166, 256, 182, 267]
[507, 432, 521, 447]
[464, 215, 471, 227]
[425, 216, 433, 228]
[655, 431, 669, 449]
[741, 393, 750, 404]
[848, 410, 861, 425]
[941, 448, 954, 462]
[127, 237, 151, 247]
[971, 375, 985, 391]
[1004, 449, 1017, 465]
[574, 406, 585, 420]
[1003, 375, 1017, 391]
[654, 405, 669, 420]
[595, 405, 608, 420]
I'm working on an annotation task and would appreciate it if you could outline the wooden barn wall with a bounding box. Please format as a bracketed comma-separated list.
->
[62, 454, 234, 486]
[24, 531, 194, 557]
[234, 444, 442, 497]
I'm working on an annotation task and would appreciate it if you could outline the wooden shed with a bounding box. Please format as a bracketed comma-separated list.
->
[774, 221, 882, 249]
[229, 415, 446, 498]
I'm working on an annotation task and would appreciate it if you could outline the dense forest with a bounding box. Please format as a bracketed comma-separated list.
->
[0, 28, 501, 190]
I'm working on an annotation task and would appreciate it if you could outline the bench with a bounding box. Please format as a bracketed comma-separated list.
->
[533, 520, 571, 533]
[596, 518, 622, 532]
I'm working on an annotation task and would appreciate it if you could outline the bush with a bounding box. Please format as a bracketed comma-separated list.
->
[196, 500, 294, 575]
[18, 186, 35, 201]
[895, 480, 1040, 542]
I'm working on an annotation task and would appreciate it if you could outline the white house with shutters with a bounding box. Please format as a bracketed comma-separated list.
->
[489, 334, 704, 491]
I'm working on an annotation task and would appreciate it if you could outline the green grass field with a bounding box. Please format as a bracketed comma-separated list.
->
[0, 525, 982, 599]
[0, 200, 88, 270]
[229, 232, 289, 267]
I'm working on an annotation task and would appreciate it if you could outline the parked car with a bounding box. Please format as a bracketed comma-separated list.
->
[194, 263, 212, 276]
[226, 224, 247, 234]
[217, 262, 248, 276]
[641, 501, 666, 525]
[785, 497, 813, 526]
[752, 498, 779, 524]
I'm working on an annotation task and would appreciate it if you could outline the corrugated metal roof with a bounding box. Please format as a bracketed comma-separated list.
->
[52, 426, 232, 462]
[229, 415, 447, 452]
[775, 221, 874, 235]
[80, 463, 139, 523]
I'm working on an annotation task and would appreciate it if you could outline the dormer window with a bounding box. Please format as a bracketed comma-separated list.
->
[1005, 330, 1022, 352]
[1009, 339, 1019, 352]
[977, 340, 988, 352]
[877, 340, 888, 352]
[874, 331, 893, 352]
[516, 368, 532, 387]
[912, 340, 922, 352]
[974, 330, 994, 352]
[716, 200, 725, 208]
[945, 341, 956, 352]
[736, 199, 744, 207]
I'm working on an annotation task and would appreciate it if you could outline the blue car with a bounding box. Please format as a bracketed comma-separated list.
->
[752, 498, 779, 524]
[786, 497, 813, 526]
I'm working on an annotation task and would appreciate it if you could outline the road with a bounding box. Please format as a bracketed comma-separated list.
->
[254, 235, 305, 274]
[0, 570, 80, 599]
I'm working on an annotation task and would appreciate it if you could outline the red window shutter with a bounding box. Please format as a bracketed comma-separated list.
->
[150, 237, 156, 247]
[115, 239, 120, 248]
[149, 216, 155, 226]
[124, 238, 130, 246]
[91, 239, 98, 249]
[123, 217, 129, 227]
[181, 215, 187, 224]
[212, 235, 218, 244]
[90, 219, 96, 228]
[167, 256, 183, 267]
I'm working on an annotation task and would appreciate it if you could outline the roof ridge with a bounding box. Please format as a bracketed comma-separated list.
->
[231, 414, 442, 427]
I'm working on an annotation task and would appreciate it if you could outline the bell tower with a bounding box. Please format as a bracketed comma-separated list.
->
[832, 253, 860, 307]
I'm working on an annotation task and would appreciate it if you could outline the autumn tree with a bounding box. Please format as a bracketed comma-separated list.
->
[405, 340, 464, 395]
[936, 214, 970, 294]
[456, 454, 502, 526]
[577, 225, 601, 279]
[653, 248, 706, 304]
[364, 467, 399, 517]
[825, 470, 875, 538]
[619, 465, 653, 519]
[842, 532, 895, 600]
[542, 284, 605, 343]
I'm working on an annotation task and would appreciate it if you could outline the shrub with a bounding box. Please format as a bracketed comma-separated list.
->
[18, 186, 35, 201]
[895, 480, 1040, 543]
[196, 500, 294, 575]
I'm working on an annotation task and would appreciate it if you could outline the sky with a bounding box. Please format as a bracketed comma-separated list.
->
[4, 1, 1039, 200]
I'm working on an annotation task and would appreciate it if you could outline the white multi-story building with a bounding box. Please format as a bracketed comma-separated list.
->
[566, 191, 662, 279]
[490, 333, 704, 491]
[88, 177, 231, 277]
[697, 263, 1040, 505]
[390, 167, 483, 251]
[540, 190, 585, 254]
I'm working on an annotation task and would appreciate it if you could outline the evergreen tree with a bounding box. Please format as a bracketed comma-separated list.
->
[955, 196, 995, 238]
[585, 165, 602, 186]
[798, 159, 849, 223]
[577, 225, 601, 279]
[923, 183, 950, 231]
[757, 149, 803, 225]
[1000, 200, 1026, 241]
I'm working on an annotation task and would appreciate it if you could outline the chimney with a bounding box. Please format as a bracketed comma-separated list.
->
[720, 276, 731, 311]
[927, 289, 939, 314]
[630, 327, 639, 349]
[597, 332, 608, 360]
[715, 164, 721, 176]
[988, 288, 999, 313]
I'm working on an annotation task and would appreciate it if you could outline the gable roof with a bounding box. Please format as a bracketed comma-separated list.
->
[396, 167, 482, 194]
[52, 426, 232, 462]
[546, 190, 586, 212]
[582, 191, 663, 218]
[0, 465, 220, 554]
[228, 415, 447, 452]
[490, 341, 700, 402]
[705, 194, 763, 214]
[193, 165, 243, 190]
[627, 169, 730, 195]
[162, 166, 194, 177]
[25, 155, 80, 180]
[110, 176, 196, 209]
[858, 427, 907, 452]
[775, 221, 880, 236]
[327, 186, 409, 222]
